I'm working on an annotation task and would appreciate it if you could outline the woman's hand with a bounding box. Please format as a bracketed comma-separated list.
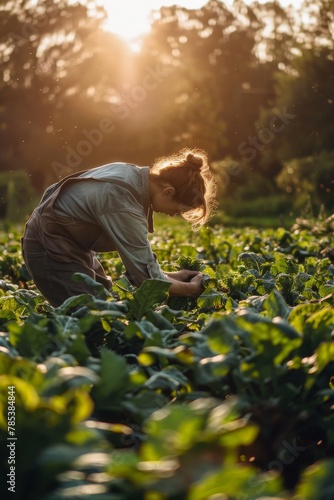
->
[165, 270, 200, 282]
[187, 273, 204, 296]
[165, 272, 204, 297]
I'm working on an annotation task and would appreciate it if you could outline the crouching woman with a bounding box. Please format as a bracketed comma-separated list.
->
[21, 148, 217, 307]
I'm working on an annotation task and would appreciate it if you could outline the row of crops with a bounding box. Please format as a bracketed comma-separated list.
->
[0, 214, 333, 499]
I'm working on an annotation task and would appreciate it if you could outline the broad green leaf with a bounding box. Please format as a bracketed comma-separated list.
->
[142, 345, 195, 366]
[262, 289, 291, 319]
[72, 272, 111, 299]
[271, 255, 299, 275]
[319, 284, 334, 298]
[238, 252, 266, 272]
[276, 273, 294, 293]
[65, 331, 92, 364]
[36, 443, 97, 469]
[189, 466, 283, 500]
[141, 405, 206, 460]
[167, 295, 189, 311]
[0, 375, 40, 428]
[201, 316, 240, 354]
[144, 366, 189, 392]
[206, 332, 235, 355]
[295, 459, 334, 500]
[0, 309, 17, 327]
[128, 279, 171, 320]
[124, 319, 159, 341]
[0, 295, 24, 313]
[145, 309, 177, 332]
[7, 320, 50, 359]
[237, 314, 301, 364]
[50, 366, 100, 390]
[45, 389, 94, 425]
[289, 302, 324, 333]
[106, 449, 139, 477]
[305, 307, 334, 338]
[218, 422, 259, 447]
[0, 353, 45, 390]
[197, 290, 225, 310]
[0, 333, 19, 357]
[122, 391, 168, 423]
[315, 342, 334, 374]
[294, 272, 313, 292]
[93, 348, 129, 399]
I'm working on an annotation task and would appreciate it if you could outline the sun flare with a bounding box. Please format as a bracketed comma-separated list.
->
[100, 0, 209, 51]
[100, 0, 303, 52]
[101, 0, 153, 51]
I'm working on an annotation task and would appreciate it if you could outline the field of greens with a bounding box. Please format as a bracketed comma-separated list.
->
[0, 215, 334, 500]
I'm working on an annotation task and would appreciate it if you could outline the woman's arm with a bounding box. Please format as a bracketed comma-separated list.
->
[164, 270, 199, 282]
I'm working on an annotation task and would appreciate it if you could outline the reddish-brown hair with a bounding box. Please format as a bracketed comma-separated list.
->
[151, 148, 218, 228]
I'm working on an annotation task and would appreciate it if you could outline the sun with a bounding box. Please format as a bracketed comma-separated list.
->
[101, 0, 153, 51]
[100, 0, 303, 51]
[99, 0, 210, 51]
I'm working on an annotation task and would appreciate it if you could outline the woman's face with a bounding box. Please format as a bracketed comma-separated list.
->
[150, 185, 191, 217]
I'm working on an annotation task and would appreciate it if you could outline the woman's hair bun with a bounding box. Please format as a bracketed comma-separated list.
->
[186, 153, 203, 170]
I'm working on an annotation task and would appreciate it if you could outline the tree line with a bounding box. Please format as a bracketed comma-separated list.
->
[0, 0, 333, 220]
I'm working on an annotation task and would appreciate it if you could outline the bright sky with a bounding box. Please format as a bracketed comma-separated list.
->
[102, 0, 301, 47]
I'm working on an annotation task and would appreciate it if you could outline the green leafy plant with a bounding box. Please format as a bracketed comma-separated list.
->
[0, 218, 333, 499]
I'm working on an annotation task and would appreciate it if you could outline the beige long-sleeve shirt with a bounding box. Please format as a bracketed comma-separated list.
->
[39, 162, 167, 286]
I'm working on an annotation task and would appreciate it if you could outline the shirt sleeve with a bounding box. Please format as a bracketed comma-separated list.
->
[97, 211, 167, 287]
